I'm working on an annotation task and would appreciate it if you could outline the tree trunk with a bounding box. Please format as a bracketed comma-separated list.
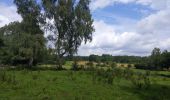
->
[28, 57, 33, 68]
[56, 56, 63, 70]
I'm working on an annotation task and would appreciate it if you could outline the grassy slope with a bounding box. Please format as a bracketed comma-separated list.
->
[0, 70, 170, 100]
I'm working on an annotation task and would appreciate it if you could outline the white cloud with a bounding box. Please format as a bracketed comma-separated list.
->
[79, 0, 170, 56]
[137, 9, 170, 35]
[90, 0, 169, 11]
[78, 20, 153, 56]
[0, 3, 22, 27]
[136, 0, 168, 10]
[79, 8, 170, 56]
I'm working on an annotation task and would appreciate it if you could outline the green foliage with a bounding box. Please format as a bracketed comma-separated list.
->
[42, 0, 94, 68]
[71, 60, 79, 71]
[161, 50, 170, 69]
[111, 62, 117, 68]
[150, 48, 162, 69]
[89, 54, 100, 62]
[130, 71, 151, 89]
[0, 0, 46, 67]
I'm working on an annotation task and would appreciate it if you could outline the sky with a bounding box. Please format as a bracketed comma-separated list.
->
[0, 0, 170, 56]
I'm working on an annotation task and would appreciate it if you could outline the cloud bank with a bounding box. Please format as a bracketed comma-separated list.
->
[78, 0, 170, 56]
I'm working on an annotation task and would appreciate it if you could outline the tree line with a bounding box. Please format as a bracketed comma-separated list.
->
[87, 48, 170, 70]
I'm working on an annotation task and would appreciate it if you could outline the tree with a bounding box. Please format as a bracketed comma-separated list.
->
[150, 48, 162, 69]
[13, 0, 46, 67]
[42, 0, 94, 69]
[101, 54, 112, 62]
[161, 50, 170, 69]
[89, 54, 100, 62]
[0, 38, 4, 48]
[0, 22, 22, 64]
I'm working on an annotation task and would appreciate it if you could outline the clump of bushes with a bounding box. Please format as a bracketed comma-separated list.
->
[86, 62, 94, 67]
[127, 64, 133, 68]
[123, 68, 134, 79]
[71, 60, 79, 71]
[92, 68, 114, 85]
[134, 63, 149, 69]
[130, 71, 151, 89]
[85, 62, 95, 71]
[90, 66, 151, 89]
[111, 62, 117, 69]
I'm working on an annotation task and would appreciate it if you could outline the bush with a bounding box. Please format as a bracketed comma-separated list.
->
[100, 63, 107, 67]
[80, 65, 85, 70]
[134, 63, 151, 70]
[111, 62, 117, 69]
[96, 63, 101, 67]
[86, 62, 94, 67]
[127, 64, 132, 68]
[130, 71, 151, 89]
[123, 68, 134, 79]
[71, 60, 79, 71]
[92, 68, 114, 85]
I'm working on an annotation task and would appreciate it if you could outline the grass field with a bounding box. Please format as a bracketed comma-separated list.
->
[0, 68, 170, 100]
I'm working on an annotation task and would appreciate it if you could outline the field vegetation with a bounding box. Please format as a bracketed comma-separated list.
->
[0, 0, 170, 100]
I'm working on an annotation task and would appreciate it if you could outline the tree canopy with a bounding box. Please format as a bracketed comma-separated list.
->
[42, 0, 94, 68]
[0, 0, 94, 68]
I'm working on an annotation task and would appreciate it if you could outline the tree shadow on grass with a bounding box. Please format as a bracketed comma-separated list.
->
[4, 65, 68, 71]
[156, 74, 170, 78]
[120, 84, 170, 100]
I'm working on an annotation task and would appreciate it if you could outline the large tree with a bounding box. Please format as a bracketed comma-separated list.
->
[13, 0, 46, 67]
[0, 0, 46, 67]
[161, 50, 170, 69]
[150, 48, 162, 69]
[0, 22, 25, 65]
[42, 0, 94, 69]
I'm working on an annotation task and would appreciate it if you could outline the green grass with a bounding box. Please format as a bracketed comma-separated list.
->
[0, 69, 170, 100]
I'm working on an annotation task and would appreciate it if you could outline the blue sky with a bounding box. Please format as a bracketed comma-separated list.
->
[0, 0, 170, 56]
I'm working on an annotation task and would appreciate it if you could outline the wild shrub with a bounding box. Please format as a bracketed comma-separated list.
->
[85, 62, 95, 71]
[131, 71, 151, 89]
[112, 68, 123, 78]
[86, 66, 95, 71]
[106, 61, 110, 65]
[106, 69, 114, 84]
[111, 62, 117, 69]
[123, 68, 134, 79]
[100, 63, 107, 67]
[92, 68, 114, 85]
[86, 62, 94, 67]
[80, 65, 85, 70]
[121, 64, 125, 67]
[96, 63, 101, 67]
[71, 60, 79, 71]
[127, 64, 132, 68]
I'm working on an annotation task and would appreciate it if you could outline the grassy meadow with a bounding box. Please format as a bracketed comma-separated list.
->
[0, 62, 170, 100]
